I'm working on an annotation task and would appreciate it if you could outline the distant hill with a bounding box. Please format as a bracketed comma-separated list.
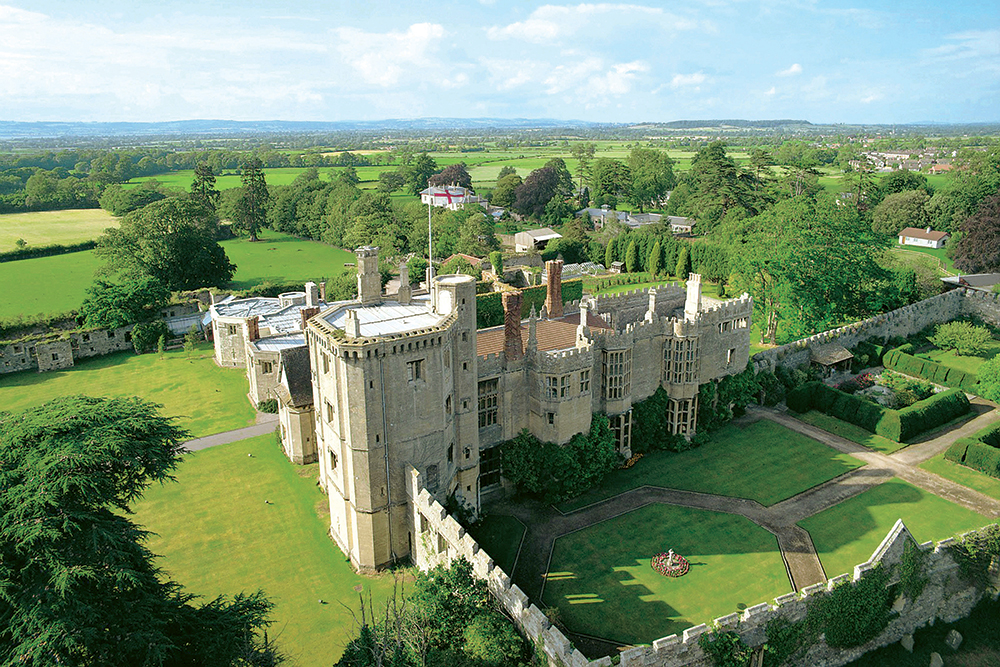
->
[0, 118, 594, 140]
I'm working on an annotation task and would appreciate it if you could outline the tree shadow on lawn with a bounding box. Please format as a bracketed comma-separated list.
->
[542, 504, 789, 646]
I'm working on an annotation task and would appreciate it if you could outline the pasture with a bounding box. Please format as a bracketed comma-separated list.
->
[132, 433, 399, 666]
[0, 208, 117, 251]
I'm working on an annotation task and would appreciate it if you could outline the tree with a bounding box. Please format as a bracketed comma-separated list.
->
[929, 321, 992, 356]
[80, 276, 171, 329]
[872, 189, 931, 236]
[376, 170, 405, 193]
[649, 241, 662, 276]
[512, 166, 560, 219]
[441, 255, 476, 277]
[604, 239, 615, 268]
[455, 209, 499, 257]
[490, 173, 522, 209]
[191, 162, 220, 210]
[428, 162, 472, 190]
[625, 240, 638, 273]
[543, 157, 573, 198]
[686, 141, 755, 230]
[96, 197, 236, 290]
[627, 147, 675, 212]
[488, 251, 503, 275]
[978, 357, 1000, 403]
[497, 165, 517, 179]
[405, 153, 438, 195]
[675, 246, 690, 279]
[953, 189, 1000, 273]
[232, 157, 270, 241]
[0, 396, 280, 666]
[591, 158, 632, 209]
[570, 142, 596, 192]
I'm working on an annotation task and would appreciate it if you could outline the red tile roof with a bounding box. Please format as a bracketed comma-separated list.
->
[476, 311, 610, 357]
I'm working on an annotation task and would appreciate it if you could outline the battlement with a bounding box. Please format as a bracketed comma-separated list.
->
[698, 293, 753, 321]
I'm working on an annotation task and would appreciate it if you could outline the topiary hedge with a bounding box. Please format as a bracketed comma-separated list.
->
[883, 345, 980, 393]
[787, 382, 971, 443]
[943, 421, 1000, 479]
[0, 240, 97, 263]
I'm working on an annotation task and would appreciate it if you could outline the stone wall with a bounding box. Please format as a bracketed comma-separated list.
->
[752, 289, 966, 373]
[405, 474, 996, 667]
[0, 324, 134, 375]
[590, 284, 687, 329]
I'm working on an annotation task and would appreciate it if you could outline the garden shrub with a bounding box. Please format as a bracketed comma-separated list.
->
[929, 320, 992, 357]
[756, 370, 785, 406]
[945, 438, 972, 464]
[978, 422, 1000, 448]
[883, 345, 980, 393]
[131, 320, 168, 354]
[256, 399, 278, 414]
[964, 443, 1000, 478]
[0, 240, 97, 263]
[889, 389, 971, 442]
[631, 387, 687, 454]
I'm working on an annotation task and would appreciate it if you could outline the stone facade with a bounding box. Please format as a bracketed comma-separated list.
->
[0, 324, 134, 375]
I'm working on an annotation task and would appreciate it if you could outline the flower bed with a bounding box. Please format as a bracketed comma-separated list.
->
[651, 551, 690, 577]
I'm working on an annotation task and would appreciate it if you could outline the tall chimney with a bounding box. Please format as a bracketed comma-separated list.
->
[397, 263, 412, 305]
[545, 259, 564, 319]
[502, 290, 524, 361]
[356, 246, 382, 306]
[345, 309, 361, 338]
[300, 306, 320, 331]
[684, 273, 702, 321]
[305, 281, 319, 308]
[318, 281, 327, 303]
[246, 316, 260, 342]
[577, 302, 590, 342]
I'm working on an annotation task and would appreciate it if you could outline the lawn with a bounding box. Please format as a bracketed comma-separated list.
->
[917, 341, 1000, 376]
[468, 514, 526, 574]
[221, 229, 354, 290]
[891, 244, 955, 274]
[0, 208, 117, 250]
[0, 342, 255, 438]
[542, 504, 790, 645]
[0, 249, 103, 319]
[132, 434, 399, 666]
[0, 229, 353, 319]
[799, 478, 992, 579]
[558, 419, 864, 512]
[920, 452, 1000, 502]
[795, 410, 909, 454]
[594, 278, 680, 296]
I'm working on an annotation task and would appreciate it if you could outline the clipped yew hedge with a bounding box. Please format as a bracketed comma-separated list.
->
[475, 279, 583, 329]
[787, 381, 971, 443]
[944, 421, 1000, 479]
[883, 344, 980, 393]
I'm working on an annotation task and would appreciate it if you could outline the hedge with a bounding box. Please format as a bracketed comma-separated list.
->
[475, 278, 583, 329]
[945, 438, 973, 464]
[883, 345, 980, 393]
[964, 443, 1000, 478]
[944, 421, 1000, 478]
[787, 381, 971, 443]
[0, 241, 97, 263]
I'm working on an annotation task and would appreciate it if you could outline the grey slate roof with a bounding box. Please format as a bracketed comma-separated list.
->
[279, 346, 314, 408]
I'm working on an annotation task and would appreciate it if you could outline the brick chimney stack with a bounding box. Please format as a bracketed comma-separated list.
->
[502, 290, 524, 361]
[246, 316, 260, 342]
[544, 259, 564, 319]
[300, 307, 320, 331]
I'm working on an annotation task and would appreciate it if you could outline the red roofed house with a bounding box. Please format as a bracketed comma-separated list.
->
[899, 227, 950, 249]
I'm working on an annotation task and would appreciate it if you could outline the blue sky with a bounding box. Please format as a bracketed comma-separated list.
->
[0, 1, 996, 124]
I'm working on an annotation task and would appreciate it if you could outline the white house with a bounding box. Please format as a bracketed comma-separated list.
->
[420, 185, 488, 211]
[898, 227, 950, 249]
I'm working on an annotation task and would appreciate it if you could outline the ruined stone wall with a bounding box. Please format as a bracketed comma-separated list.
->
[0, 324, 133, 375]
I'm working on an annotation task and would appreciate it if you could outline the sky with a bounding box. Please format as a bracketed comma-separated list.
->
[0, 0, 997, 125]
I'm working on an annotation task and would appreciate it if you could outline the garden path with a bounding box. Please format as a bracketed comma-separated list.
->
[891, 396, 999, 466]
[182, 412, 278, 452]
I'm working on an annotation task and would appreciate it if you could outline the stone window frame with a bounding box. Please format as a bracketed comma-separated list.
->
[478, 378, 499, 428]
[579, 369, 590, 393]
[407, 358, 424, 382]
[603, 349, 632, 400]
[480, 446, 501, 487]
[261, 361, 273, 374]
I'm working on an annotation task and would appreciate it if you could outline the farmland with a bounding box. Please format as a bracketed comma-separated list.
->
[0, 208, 117, 251]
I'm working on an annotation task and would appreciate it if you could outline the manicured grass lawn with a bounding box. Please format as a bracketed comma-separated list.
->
[917, 341, 1000, 376]
[468, 514, 526, 574]
[799, 478, 991, 579]
[795, 410, 909, 454]
[594, 278, 680, 296]
[221, 229, 354, 290]
[543, 504, 789, 645]
[0, 343, 254, 437]
[920, 452, 1000, 502]
[891, 244, 955, 273]
[0, 249, 103, 319]
[132, 434, 399, 666]
[0, 208, 117, 250]
[559, 420, 864, 512]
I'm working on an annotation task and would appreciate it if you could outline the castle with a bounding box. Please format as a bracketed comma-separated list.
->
[210, 247, 753, 571]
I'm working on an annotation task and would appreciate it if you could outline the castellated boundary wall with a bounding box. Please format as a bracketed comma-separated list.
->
[752, 289, 976, 373]
[407, 464, 996, 667]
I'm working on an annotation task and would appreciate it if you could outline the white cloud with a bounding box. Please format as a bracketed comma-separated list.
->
[777, 63, 802, 76]
[922, 29, 1000, 72]
[487, 3, 698, 43]
[764, 86, 776, 95]
[671, 71, 706, 88]
[860, 92, 882, 104]
[333, 23, 446, 87]
[0, 4, 46, 23]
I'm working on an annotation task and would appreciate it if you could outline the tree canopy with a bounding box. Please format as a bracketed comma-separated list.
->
[80, 276, 171, 329]
[231, 157, 270, 241]
[953, 189, 1000, 273]
[96, 197, 236, 290]
[0, 396, 280, 667]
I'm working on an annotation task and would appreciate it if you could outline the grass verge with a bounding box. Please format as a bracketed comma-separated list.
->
[559, 419, 864, 512]
[468, 515, 526, 574]
[799, 478, 991, 579]
[542, 503, 789, 645]
[0, 342, 254, 437]
[132, 433, 399, 666]
[795, 410, 908, 454]
[920, 452, 1000, 502]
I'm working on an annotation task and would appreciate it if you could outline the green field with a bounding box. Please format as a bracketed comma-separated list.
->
[0, 229, 353, 319]
[543, 503, 789, 645]
[891, 244, 955, 274]
[920, 452, 1000, 502]
[795, 410, 909, 454]
[132, 434, 399, 666]
[799, 478, 991, 579]
[0, 343, 255, 438]
[558, 419, 864, 512]
[0, 208, 117, 251]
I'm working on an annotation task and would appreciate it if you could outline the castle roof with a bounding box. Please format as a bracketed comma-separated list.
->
[321, 295, 448, 338]
[276, 346, 313, 408]
[210, 294, 326, 335]
[476, 311, 611, 357]
[252, 332, 306, 352]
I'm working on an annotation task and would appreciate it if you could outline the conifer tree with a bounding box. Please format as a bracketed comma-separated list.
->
[625, 240, 638, 273]
[675, 246, 690, 279]
[649, 241, 662, 276]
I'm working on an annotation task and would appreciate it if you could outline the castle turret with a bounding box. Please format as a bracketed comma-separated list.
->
[356, 246, 381, 306]
[685, 273, 702, 321]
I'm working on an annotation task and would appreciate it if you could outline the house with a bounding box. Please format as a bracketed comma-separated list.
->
[514, 227, 562, 252]
[420, 185, 488, 211]
[577, 207, 694, 234]
[898, 227, 950, 249]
